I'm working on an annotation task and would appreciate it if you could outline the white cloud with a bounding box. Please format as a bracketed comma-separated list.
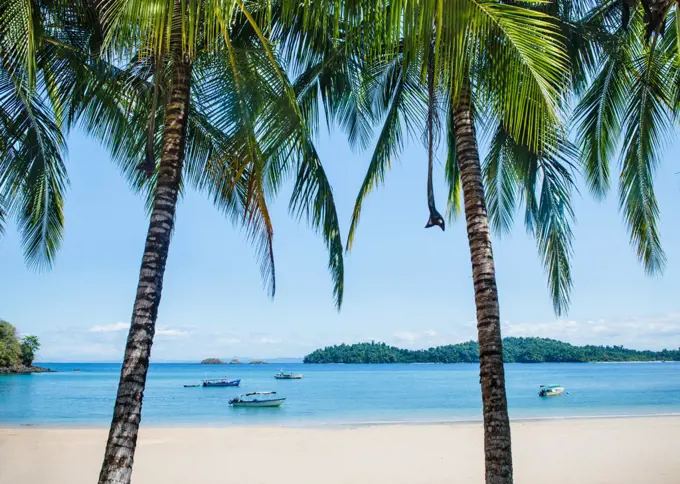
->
[155, 328, 189, 337]
[217, 337, 242, 345]
[393, 331, 419, 343]
[88, 322, 128, 333]
[501, 313, 680, 350]
[258, 337, 281, 344]
[392, 330, 444, 347]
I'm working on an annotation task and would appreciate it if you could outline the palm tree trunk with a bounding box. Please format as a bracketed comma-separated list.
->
[97, 4, 191, 484]
[453, 86, 513, 484]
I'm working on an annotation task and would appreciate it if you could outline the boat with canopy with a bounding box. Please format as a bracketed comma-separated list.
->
[539, 384, 565, 397]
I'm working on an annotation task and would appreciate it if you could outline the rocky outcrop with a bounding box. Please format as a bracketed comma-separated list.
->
[249, 360, 267, 364]
[0, 365, 54, 375]
[200, 358, 224, 364]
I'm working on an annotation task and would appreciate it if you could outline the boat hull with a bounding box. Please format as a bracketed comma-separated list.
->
[202, 379, 241, 387]
[274, 375, 302, 380]
[539, 388, 565, 397]
[230, 398, 286, 407]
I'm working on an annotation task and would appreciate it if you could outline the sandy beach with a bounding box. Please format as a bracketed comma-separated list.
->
[1, 416, 678, 484]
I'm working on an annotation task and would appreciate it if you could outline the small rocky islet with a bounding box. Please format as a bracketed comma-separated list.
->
[199, 358, 268, 364]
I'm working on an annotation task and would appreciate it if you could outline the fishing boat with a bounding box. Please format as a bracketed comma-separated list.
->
[183, 384, 200, 388]
[539, 384, 565, 397]
[229, 392, 286, 407]
[274, 370, 303, 380]
[202, 378, 241, 387]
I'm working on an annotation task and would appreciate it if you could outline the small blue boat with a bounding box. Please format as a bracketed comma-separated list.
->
[202, 378, 241, 387]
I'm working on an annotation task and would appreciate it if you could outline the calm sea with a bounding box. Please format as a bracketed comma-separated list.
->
[1, 363, 679, 427]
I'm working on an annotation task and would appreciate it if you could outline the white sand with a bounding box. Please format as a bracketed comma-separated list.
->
[1, 417, 679, 483]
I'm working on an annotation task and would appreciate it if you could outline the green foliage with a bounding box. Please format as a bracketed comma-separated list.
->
[0, 0, 75, 270]
[0, 320, 22, 367]
[0, 320, 40, 367]
[84, 0, 346, 307]
[20, 335, 40, 367]
[303, 337, 680, 364]
[574, 2, 677, 276]
[1, 1, 346, 307]
[327, 0, 576, 315]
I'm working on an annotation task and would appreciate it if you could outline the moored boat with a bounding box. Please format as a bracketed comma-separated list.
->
[183, 384, 200, 388]
[229, 392, 286, 407]
[202, 378, 241, 387]
[539, 384, 565, 397]
[274, 370, 303, 380]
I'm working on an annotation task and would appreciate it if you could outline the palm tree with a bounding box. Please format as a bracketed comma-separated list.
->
[29, 1, 344, 483]
[574, 0, 677, 276]
[0, 0, 343, 482]
[309, 3, 572, 482]
[1, 2, 341, 482]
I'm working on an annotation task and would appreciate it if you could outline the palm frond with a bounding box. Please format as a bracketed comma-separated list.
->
[534, 148, 576, 316]
[618, 32, 672, 275]
[346, 56, 427, 251]
[0, 68, 68, 269]
[0, 193, 6, 236]
[444, 91, 462, 222]
[463, 0, 570, 152]
[573, 34, 632, 198]
[237, 4, 345, 307]
[483, 124, 520, 236]
[510, 130, 578, 316]
[0, 0, 40, 89]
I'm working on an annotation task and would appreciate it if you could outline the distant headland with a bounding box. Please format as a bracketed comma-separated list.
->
[303, 337, 680, 364]
[0, 319, 51, 375]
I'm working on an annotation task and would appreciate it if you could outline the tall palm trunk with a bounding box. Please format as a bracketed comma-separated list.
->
[98, 4, 191, 484]
[453, 86, 513, 484]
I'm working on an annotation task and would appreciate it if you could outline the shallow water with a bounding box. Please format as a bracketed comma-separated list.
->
[1, 362, 679, 426]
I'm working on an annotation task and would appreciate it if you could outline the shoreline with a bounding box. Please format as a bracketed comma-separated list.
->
[0, 365, 55, 375]
[2, 416, 678, 484]
[3, 412, 679, 430]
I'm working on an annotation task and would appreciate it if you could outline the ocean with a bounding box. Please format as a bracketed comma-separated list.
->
[1, 362, 679, 426]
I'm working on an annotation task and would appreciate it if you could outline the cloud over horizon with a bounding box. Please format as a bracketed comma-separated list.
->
[89, 322, 128, 333]
[34, 312, 680, 362]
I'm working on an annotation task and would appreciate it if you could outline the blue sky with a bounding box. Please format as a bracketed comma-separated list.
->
[1, 127, 679, 362]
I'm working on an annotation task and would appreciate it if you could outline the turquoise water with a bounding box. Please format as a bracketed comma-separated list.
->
[1, 363, 679, 426]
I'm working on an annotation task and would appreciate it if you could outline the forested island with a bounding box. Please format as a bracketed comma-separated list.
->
[303, 338, 680, 364]
[0, 320, 46, 374]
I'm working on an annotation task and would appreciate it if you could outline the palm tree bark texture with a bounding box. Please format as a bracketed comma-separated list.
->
[97, 3, 192, 484]
[453, 86, 513, 484]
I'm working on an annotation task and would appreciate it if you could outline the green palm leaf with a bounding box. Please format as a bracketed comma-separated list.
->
[483, 124, 520, 236]
[346, 56, 427, 251]
[574, 36, 631, 198]
[444, 98, 462, 222]
[0, 0, 40, 88]
[506, 128, 577, 315]
[618, 35, 671, 274]
[0, 69, 68, 270]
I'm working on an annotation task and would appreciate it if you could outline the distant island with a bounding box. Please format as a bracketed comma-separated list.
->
[303, 337, 680, 364]
[0, 319, 50, 374]
[200, 358, 268, 364]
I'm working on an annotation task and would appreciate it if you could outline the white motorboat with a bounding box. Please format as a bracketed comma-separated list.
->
[229, 392, 286, 407]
